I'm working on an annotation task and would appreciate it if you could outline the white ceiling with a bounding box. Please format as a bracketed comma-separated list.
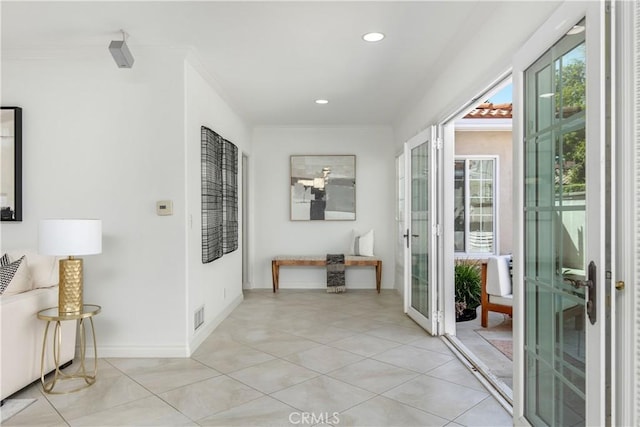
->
[1, 1, 561, 127]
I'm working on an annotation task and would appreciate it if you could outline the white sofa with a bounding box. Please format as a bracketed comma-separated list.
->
[1, 250, 76, 400]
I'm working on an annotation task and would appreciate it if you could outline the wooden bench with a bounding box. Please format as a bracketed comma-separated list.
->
[271, 256, 382, 293]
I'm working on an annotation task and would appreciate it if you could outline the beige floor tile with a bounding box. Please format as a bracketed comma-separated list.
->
[327, 358, 419, 394]
[284, 345, 363, 374]
[197, 395, 297, 426]
[425, 359, 487, 392]
[371, 311, 423, 327]
[68, 395, 195, 426]
[329, 315, 389, 333]
[383, 375, 488, 420]
[2, 396, 66, 427]
[42, 370, 152, 421]
[339, 395, 449, 427]
[365, 324, 430, 344]
[327, 334, 401, 357]
[158, 375, 263, 421]
[16, 290, 511, 426]
[453, 396, 512, 426]
[271, 317, 319, 334]
[192, 342, 275, 373]
[289, 325, 358, 344]
[271, 376, 374, 414]
[228, 358, 319, 393]
[373, 345, 454, 373]
[233, 328, 319, 354]
[408, 336, 454, 355]
[193, 330, 245, 354]
[108, 358, 221, 393]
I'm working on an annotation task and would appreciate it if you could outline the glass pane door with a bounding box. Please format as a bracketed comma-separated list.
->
[524, 24, 587, 425]
[411, 141, 429, 317]
[405, 126, 438, 334]
[518, 3, 610, 424]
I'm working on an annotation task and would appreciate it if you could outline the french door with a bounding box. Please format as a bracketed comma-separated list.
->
[404, 126, 439, 334]
[513, 2, 611, 425]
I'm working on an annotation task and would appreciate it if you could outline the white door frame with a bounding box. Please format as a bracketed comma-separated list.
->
[614, 1, 637, 426]
[395, 151, 406, 297]
[402, 123, 455, 336]
[242, 152, 251, 289]
[512, 1, 612, 425]
[439, 123, 456, 335]
[404, 125, 439, 334]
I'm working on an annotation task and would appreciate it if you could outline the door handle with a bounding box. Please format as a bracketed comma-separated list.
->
[403, 230, 419, 248]
[563, 277, 592, 289]
[563, 261, 596, 325]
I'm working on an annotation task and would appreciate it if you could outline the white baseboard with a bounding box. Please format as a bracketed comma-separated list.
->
[87, 345, 189, 358]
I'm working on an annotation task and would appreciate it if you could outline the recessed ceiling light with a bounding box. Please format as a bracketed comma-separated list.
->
[362, 32, 385, 42]
[315, 99, 329, 104]
[566, 25, 585, 35]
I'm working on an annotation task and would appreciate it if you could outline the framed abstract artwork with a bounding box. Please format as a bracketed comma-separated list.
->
[201, 126, 238, 263]
[201, 127, 223, 263]
[290, 155, 356, 221]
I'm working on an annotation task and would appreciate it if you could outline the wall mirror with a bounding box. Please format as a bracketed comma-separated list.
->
[1, 107, 22, 221]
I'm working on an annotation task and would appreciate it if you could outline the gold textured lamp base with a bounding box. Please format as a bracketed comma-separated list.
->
[59, 257, 83, 315]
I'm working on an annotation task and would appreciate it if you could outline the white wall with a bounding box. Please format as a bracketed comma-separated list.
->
[1, 48, 189, 356]
[184, 58, 250, 352]
[393, 1, 561, 145]
[252, 126, 394, 290]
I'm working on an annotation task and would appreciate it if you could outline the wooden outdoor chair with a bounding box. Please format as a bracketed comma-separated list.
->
[480, 255, 513, 327]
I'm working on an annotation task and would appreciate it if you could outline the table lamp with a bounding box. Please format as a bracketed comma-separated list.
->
[38, 219, 102, 315]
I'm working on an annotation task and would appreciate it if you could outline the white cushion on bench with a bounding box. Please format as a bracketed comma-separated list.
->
[486, 255, 512, 297]
[489, 294, 513, 307]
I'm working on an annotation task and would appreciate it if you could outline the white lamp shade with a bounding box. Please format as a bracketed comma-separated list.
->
[39, 219, 102, 256]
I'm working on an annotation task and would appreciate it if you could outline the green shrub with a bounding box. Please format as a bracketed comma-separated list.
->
[455, 260, 482, 311]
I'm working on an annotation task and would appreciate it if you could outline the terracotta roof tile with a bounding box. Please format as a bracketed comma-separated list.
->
[464, 102, 512, 119]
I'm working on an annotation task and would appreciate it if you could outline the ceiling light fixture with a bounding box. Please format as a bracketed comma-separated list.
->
[315, 99, 329, 105]
[362, 32, 385, 42]
[109, 30, 135, 69]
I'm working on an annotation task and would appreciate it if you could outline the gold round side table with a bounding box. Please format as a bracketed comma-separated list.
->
[37, 304, 101, 394]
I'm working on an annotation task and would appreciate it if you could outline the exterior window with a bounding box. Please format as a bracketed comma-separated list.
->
[454, 157, 497, 254]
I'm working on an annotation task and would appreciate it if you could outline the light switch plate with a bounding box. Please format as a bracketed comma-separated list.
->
[156, 200, 173, 216]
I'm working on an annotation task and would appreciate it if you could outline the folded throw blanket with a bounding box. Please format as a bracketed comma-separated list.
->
[326, 253, 346, 293]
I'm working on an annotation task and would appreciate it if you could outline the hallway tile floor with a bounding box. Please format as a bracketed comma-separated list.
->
[5, 290, 512, 426]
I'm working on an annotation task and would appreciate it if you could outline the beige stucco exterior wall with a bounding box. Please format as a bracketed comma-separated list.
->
[455, 129, 513, 255]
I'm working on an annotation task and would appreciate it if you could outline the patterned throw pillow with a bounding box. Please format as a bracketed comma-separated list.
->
[0, 253, 9, 266]
[0, 256, 33, 296]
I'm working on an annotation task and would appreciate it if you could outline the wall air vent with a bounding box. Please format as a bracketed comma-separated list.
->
[194, 306, 204, 331]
